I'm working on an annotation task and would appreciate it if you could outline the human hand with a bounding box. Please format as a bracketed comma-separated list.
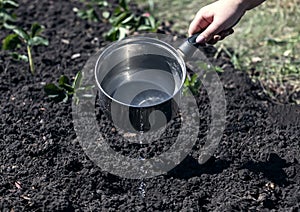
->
[188, 0, 248, 44]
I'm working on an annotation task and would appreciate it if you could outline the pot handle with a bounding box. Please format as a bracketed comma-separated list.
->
[177, 32, 206, 60]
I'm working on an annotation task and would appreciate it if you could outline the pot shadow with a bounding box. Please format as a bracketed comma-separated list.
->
[241, 153, 291, 186]
[167, 155, 230, 179]
[167, 153, 292, 185]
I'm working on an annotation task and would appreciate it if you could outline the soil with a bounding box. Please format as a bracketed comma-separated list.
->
[0, 0, 299, 211]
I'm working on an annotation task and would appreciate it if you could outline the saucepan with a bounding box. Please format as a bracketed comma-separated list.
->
[95, 33, 202, 132]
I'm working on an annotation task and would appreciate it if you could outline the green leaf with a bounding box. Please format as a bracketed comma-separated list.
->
[97, 0, 108, 7]
[75, 8, 98, 22]
[11, 52, 28, 62]
[2, 33, 21, 50]
[121, 14, 134, 24]
[214, 66, 224, 73]
[76, 10, 88, 19]
[265, 38, 287, 46]
[148, 15, 156, 29]
[62, 84, 74, 94]
[3, 22, 16, 29]
[44, 83, 63, 96]
[119, 0, 129, 11]
[62, 94, 69, 103]
[113, 6, 122, 15]
[105, 27, 118, 41]
[184, 78, 190, 87]
[28, 36, 49, 46]
[111, 12, 128, 25]
[183, 73, 201, 96]
[13, 28, 29, 41]
[118, 27, 127, 40]
[44, 83, 69, 103]
[86, 8, 99, 22]
[137, 25, 152, 31]
[3, 0, 19, 8]
[72, 71, 83, 89]
[58, 75, 70, 87]
[30, 23, 43, 37]
[1, 10, 16, 22]
[58, 75, 75, 93]
[191, 74, 198, 83]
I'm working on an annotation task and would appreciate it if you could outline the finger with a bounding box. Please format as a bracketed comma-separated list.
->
[195, 21, 222, 43]
[188, 18, 210, 36]
[188, 10, 213, 36]
[206, 28, 234, 44]
[207, 35, 221, 45]
[218, 28, 234, 39]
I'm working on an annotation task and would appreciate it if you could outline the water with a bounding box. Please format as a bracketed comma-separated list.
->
[138, 172, 146, 198]
[138, 154, 147, 198]
[138, 113, 146, 198]
[100, 54, 182, 107]
[108, 70, 175, 107]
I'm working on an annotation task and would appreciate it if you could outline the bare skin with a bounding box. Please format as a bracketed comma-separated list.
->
[189, 0, 266, 44]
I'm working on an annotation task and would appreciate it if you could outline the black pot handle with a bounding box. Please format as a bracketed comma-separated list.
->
[178, 32, 206, 59]
[188, 32, 203, 47]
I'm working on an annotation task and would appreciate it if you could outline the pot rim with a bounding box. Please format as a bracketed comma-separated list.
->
[94, 36, 186, 108]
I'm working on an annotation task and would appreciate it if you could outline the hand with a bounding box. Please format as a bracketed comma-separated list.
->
[189, 0, 248, 44]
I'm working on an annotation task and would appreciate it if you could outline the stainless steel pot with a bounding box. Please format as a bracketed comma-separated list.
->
[95, 33, 201, 132]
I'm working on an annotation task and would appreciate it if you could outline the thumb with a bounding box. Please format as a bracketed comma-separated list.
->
[196, 22, 221, 43]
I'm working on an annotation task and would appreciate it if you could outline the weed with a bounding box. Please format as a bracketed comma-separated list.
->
[0, 0, 18, 29]
[184, 73, 201, 96]
[44, 71, 94, 104]
[183, 60, 224, 96]
[104, 0, 159, 41]
[73, 0, 109, 22]
[2, 23, 49, 74]
[74, 0, 158, 41]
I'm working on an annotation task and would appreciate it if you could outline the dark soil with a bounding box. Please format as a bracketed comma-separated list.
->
[0, 0, 299, 211]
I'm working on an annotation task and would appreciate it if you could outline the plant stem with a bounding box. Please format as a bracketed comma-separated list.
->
[27, 45, 34, 74]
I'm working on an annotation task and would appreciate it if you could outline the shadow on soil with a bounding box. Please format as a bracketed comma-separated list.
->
[168, 153, 291, 187]
[167, 156, 230, 179]
[242, 153, 291, 186]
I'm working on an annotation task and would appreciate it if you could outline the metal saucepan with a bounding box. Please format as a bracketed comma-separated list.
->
[95, 33, 201, 132]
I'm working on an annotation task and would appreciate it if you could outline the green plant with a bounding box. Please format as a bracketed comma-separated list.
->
[73, 7, 99, 22]
[183, 60, 223, 96]
[2, 23, 49, 74]
[44, 71, 94, 104]
[0, 0, 19, 29]
[73, 0, 109, 22]
[183, 73, 201, 96]
[214, 44, 242, 70]
[104, 0, 159, 41]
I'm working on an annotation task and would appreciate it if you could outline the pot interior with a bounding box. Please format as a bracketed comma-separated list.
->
[95, 37, 186, 107]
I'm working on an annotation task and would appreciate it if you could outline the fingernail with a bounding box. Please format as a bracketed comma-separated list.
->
[214, 35, 221, 41]
[196, 35, 205, 43]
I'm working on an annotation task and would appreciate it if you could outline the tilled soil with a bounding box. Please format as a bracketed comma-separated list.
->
[0, 0, 299, 211]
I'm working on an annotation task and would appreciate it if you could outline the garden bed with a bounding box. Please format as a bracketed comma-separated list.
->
[0, 0, 299, 211]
